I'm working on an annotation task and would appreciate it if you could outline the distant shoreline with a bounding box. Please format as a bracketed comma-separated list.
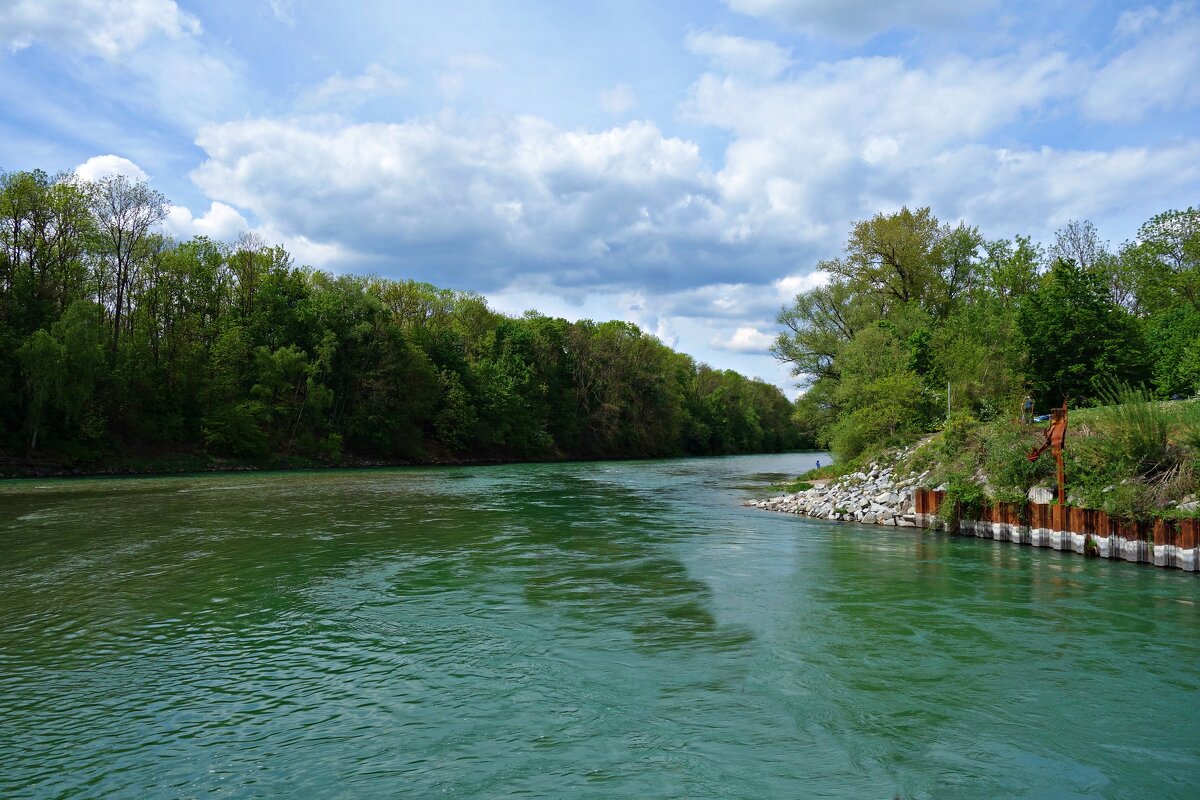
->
[0, 448, 818, 481]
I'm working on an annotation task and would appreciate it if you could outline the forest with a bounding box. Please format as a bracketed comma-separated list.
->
[0, 169, 803, 472]
[775, 205, 1200, 462]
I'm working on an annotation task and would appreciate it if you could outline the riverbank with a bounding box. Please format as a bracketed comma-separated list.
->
[0, 447, 814, 480]
[746, 448, 923, 527]
[0, 451, 524, 479]
[747, 445, 1200, 572]
[913, 488, 1200, 571]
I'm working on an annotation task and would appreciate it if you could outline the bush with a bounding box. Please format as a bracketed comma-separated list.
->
[942, 473, 986, 521]
[1079, 383, 1171, 476]
[1068, 386, 1198, 516]
[939, 411, 981, 456]
[982, 421, 1049, 500]
[203, 401, 270, 458]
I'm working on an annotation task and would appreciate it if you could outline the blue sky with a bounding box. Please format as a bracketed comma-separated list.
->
[3, 0, 1199, 391]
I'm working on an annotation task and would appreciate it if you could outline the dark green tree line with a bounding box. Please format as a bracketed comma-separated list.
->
[0, 168, 804, 467]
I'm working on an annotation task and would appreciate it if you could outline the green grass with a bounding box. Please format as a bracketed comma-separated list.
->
[910, 392, 1199, 520]
[772, 478, 815, 493]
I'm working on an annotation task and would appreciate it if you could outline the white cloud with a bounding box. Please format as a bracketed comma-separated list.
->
[163, 201, 249, 241]
[190, 114, 720, 287]
[1083, 4, 1200, 123]
[299, 63, 409, 110]
[686, 53, 1073, 145]
[74, 154, 149, 182]
[260, 228, 355, 268]
[711, 326, 775, 353]
[437, 52, 502, 101]
[600, 83, 637, 114]
[683, 50, 1076, 244]
[774, 270, 831, 297]
[915, 141, 1200, 239]
[723, 0, 995, 39]
[1114, 5, 1160, 37]
[653, 319, 679, 348]
[0, 0, 200, 59]
[685, 31, 792, 80]
[267, 0, 296, 27]
[655, 272, 830, 325]
[171, 28, 1194, 309]
[437, 72, 465, 98]
[1, 0, 245, 132]
[181, 36, 1197, 301]
[130, 40, 246, 130]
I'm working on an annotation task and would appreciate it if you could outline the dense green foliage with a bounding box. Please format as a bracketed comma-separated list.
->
[904, 393, 1200, 519]
[0, 169, 803, 469]
[776, 205, 1200, 462]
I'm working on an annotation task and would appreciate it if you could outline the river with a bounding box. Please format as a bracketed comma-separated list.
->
[2, 454, 1198, 798]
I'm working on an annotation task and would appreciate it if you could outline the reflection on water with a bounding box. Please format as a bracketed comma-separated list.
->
[1, 453, 1198, 799]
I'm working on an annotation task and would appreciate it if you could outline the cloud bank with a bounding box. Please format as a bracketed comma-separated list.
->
[0, 0, 200, 58]
[13, 0, 1198, 390]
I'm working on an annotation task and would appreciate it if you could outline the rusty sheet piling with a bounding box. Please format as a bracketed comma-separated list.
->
[914, 488, 1199, 571]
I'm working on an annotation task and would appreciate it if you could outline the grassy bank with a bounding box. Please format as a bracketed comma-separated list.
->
[781, 392, 1200, 521]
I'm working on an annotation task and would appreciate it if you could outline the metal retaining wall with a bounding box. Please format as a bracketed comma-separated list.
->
[913, 488, 1199, 572]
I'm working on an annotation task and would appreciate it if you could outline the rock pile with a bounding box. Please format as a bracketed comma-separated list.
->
[747, 454, 929, 528]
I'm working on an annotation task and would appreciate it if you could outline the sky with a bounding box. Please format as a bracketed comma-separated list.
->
[2, 0, 1199, 392]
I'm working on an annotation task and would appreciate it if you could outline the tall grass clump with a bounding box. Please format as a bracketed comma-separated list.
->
[1181, 400, 1200, 453]
[1084, 383, 1171, 475]
[1070, 383, 1196, 516]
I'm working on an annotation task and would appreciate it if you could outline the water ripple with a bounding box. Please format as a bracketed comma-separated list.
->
[2, 456, 1198, 798]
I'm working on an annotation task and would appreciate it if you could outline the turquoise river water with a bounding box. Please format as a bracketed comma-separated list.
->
[1, 453, 1198, 799]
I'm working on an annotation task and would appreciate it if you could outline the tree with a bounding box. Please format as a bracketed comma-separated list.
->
[932, 299, 1025, 420]
[1132, 208, 1200, 311]
[340, 323, 439, 458]
[14, 299, 104, 453]
[824, 324, 930, 459]
[772, 278, 865, 384]
[1144, 304, 1200, 398]
[16, 328, 62, 454]
[1049, 220, 1108, 273]
[930, 222, 985, 315]
[90, 174, 167, 351]
[1018, 259, 1149, 405]
[981, 235, 1041, 304]
[826, 206, 943, 313]
[1048, 219, 1138, 311]
[0, 170, 94, 332]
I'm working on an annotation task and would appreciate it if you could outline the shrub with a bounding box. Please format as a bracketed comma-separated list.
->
[203, 401, 269, 458]
[944, 474, 986, 520]
[1068, 385, 1197, 516]
[940, 411, 981, 455]
[982, 420, 1049, 499]
[1079, 382, 1172, 476]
